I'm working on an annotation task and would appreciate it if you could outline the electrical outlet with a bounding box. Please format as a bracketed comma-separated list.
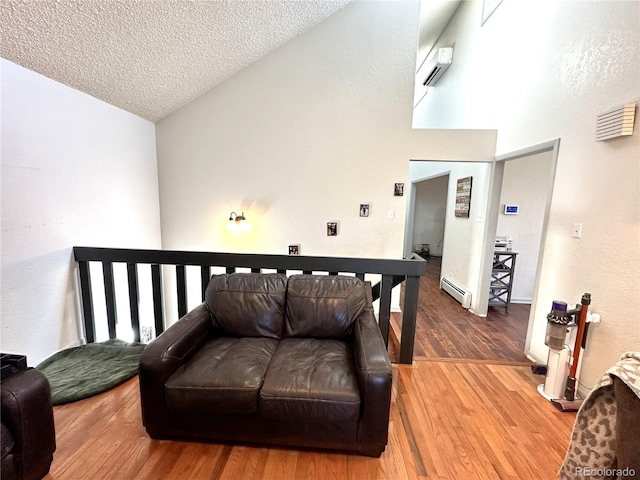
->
[387, 210, 394, 220]
[572, 223, 582, 238]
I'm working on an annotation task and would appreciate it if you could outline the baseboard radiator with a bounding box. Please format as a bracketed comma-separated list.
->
[440, 276, 472, 309]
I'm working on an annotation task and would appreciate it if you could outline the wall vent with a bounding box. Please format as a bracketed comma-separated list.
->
[440, 276, 471, 309]
[596, 103, 636, 141]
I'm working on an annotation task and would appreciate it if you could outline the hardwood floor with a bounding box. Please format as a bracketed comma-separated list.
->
[45, 365, 575, 480]
[390, 256, 530, 363]
[45, 260, 575, 479]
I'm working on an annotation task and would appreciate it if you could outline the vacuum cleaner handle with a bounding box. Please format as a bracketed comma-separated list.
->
[565, 293, 591, 400]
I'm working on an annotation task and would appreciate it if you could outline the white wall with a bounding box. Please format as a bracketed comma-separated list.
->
[155, 1, 497, 324]
[413, 0, 640, 394]
[408, 161, 493, 314]
[155, 1, 497, 325]
[0, 59, 162, 365]
[497, 151, 552, 302]
[412, 174, 448, 256]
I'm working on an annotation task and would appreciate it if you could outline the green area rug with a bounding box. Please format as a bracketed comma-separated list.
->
[37, 339, 146, 405]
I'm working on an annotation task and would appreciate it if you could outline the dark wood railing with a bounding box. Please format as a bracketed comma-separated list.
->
[73, 247, 427, 364]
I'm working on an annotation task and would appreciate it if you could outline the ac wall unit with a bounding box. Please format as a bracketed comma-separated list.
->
[422, 47, 454, 87]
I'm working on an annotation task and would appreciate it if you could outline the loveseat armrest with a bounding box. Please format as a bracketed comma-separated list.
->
[352, 308, 393, 457]
[139, 303, 213, 432]
[1, 368, 56, 480]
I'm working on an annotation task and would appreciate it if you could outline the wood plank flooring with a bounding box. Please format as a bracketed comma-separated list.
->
[390, 257, 530, 363]
[45, 364, 574, 480]
[45, 258, 575, 479]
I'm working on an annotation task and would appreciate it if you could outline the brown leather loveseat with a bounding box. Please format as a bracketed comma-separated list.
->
[139, 273, 392, 457]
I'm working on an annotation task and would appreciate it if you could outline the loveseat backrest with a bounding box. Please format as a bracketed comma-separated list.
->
[205, 273, 287, 339]
[284, 275, 367, 339]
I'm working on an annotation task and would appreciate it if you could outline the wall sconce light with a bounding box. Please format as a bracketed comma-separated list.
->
[227, 211, 250, 233]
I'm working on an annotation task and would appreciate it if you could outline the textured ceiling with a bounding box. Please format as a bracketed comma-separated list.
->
[1, 0, 352, 122]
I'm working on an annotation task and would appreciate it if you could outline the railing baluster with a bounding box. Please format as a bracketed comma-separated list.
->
[151, 264, 164, 337]
[251, 267, 261, 273]
[102, 261, 117, 339]
[201, 266, 210, 301]
[378, 274, 394, 347]
[226, 267, 235, 274]
[176, 265, 187, 318]
[127, 263, 140, 343]
[329, 271, 339, 276]
[303, 270, 312, 275]
[77, 260, 96, 344]
[371, 274, 405, 302]
[277, 269, 286, 275]
[399, 275, 421, 364]
[356, 273, 365, 281]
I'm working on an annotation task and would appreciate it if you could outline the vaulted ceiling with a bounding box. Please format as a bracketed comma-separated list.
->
[1, 1, 353, 122]
[1, 1, 458, 124]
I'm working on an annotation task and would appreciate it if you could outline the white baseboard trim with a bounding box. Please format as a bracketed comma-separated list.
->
[510, 297, 532, 304]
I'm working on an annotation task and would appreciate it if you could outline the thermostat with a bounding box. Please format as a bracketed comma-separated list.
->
[504, 204, 519, 215]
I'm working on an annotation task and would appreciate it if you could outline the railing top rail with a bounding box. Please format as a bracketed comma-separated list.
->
[73, 246, 427, 277]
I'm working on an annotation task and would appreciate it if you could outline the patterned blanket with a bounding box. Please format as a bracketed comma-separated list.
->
[559, 352, 640, 479]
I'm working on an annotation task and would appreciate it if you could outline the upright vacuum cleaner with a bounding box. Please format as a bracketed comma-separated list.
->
[537, 293, 600, 412]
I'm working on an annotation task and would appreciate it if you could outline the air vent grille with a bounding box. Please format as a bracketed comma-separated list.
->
[596, 103, 636, 141]
[423, 66, 444, 86]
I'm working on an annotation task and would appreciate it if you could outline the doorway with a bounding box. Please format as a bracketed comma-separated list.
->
[410, 174, 449, 259]
[479, 139, 560, 359]
[494, 151, 553, 303]
[404, 139, 560, 360]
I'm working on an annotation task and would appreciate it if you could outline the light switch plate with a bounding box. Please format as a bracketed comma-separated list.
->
[572, 224, 582, 238]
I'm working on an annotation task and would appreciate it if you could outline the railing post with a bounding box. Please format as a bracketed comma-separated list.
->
[378, 274, 393, 347]
[399, 275, 421, 364]
[102, 261, 117, 339]
[127, 263, 141, 343]
[151, 264, 164, 337]
[176, 265, 187, 318]
[200, 266, 210, 301]
[77, 260, 96, 344]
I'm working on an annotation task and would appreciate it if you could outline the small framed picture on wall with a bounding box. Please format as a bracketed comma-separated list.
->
[455, 176, 473, 218]
[327, 222, 338, 236]
[288, 244, 300, 255]
[394, 183, 404, 196]
[359, 203, 370, 217]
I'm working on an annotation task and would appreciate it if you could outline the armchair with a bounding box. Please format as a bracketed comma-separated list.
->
[1, 367, 56, 480]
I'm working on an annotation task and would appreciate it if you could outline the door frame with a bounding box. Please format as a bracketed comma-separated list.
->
[478, 138, 561, 354]
[403, 171, 451, 258]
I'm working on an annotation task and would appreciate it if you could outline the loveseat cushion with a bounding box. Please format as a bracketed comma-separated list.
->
[205, 273, 287, 339]
[285, 275, 367, 338]
[259, 338, 361, 423]
[165, 336, 278, 414]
